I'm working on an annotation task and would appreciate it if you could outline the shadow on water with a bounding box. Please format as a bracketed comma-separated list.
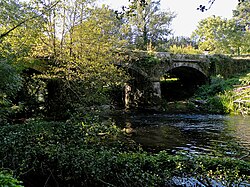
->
[113, 113, 250, 160]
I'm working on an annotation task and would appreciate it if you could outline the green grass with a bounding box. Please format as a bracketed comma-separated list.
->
[194, 71, 250, 115]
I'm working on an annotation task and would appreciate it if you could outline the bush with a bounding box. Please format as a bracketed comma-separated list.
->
[193, 73, 249, 114]
[0, 119, 249, 186]
[0, 62, 22, 122]
[0, 170, 23, 187]
[0, 62, 22, 97]
[195, 75, 237, 99]
[169, 45, 202, 54]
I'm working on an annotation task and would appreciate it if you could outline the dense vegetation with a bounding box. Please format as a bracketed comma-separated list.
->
[193, 70, 250, 115]
[0, 0, 250, 186]
[1, 118, 250, 186]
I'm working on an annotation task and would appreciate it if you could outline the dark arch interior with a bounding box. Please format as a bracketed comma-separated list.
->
[161, 66, 208, 101]
[110, 67, 149, 107]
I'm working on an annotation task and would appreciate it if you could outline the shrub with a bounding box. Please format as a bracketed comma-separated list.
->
[0, 119, 249, 186]
[0, 170, 23, 187]
[195, 75, 237, 99]
[0, 62, 22, 97]
[0, 62, 22, 122]
[169, 45, 202, 54]
[193, 73, 250, 114]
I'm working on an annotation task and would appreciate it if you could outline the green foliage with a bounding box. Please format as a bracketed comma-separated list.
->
[169, 45, 202, 54]
[207, 55, 250, 78]
[195, 75, 236, 98]
[215, 72, 250, 115]
[229, 73, 250, 115]
[0, 171, 23, 187]
[134, 54, 160, 70]
[39, 5, 128, 117]
[194, 71, 250, 115]
[0, 0, 48, 121]
[192, 16, 247, 55]
[191, 156, 250, 186]
[0, 118, 249, 186]
[232, 0, 250, 54]
[0, 62, 22, 97]
[12, 73, 47, 119]
[124, 0, 176, 50]
[159, 36, 198, 51]
[0, 0, 43, 65]
[0, 62, 23, 122]
[0, 0, 129, 119]
[240, 72, 250, 85]
[218, 92, 234, 114]
[194, 75, 238, 113]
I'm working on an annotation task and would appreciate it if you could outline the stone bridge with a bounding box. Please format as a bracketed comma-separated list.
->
[115, 51, 250, 109]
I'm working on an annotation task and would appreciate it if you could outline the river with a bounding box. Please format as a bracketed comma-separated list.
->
[115, 113, 250, 161]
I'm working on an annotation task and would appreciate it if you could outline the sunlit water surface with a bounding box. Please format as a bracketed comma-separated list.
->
[116, 114, 250, 160]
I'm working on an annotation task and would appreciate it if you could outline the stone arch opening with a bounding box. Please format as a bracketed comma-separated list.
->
[161, 66, 208, 101]
[124, 68, 154, 109]
[110, 64, 150, 108]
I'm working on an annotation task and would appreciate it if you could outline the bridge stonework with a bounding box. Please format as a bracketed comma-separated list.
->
[116, 51, 250, 109]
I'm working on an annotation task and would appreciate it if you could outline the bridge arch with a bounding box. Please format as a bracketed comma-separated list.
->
[114, 53, 211, 108]
[124, 66, 155, 109]
[114, 61, 161, 109]
[161, 63, 208, 101]
[165, 62, 208, 77]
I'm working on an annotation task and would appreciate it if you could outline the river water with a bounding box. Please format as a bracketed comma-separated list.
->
[116, 114, 250, 160]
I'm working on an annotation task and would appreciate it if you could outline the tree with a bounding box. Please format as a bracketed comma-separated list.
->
[0, 0, 128, 118]
[233, 0, 250, 29]
[0, 0, 44, 121]
[0, 0, 60, 40]
[33, 4, 129, 116]
[0, 0, 27, 39]
[192, 16, 245, 54]
[124, 0, 176, 50]
[0, 0, 45, 94]
[159, 36, 198, 51]
[197, 0, 247, 11]
[0, 0, 61, 68]
[59, 5, 127, 106]
[233, 0, 250, 53]
[119, 0, 246, 17]
[193, 0, 250, 55]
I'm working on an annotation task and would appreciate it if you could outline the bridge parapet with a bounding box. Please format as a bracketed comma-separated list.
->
[115, 51, 211, 80]
[170, 53, 208, 61]
[154, 52, 171, 59]
[152, 52, 209, 62]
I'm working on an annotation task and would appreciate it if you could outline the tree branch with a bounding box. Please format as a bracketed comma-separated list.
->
[197, 0, 245, 12]
[0, 0, 61, 40]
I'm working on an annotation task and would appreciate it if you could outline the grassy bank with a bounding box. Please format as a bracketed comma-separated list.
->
[192, 71, 250, 115]
[162, 71, 250, 115]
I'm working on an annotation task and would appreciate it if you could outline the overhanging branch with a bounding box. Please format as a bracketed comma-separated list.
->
[0, 0, 61, 40]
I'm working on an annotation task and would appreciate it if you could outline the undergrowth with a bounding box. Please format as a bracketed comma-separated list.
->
[0, 170, 23, 187]
[194, 71, 250, 115]
[0, 118, 249, 186]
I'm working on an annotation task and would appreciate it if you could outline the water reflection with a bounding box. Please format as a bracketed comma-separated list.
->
[116, 114, 250, 160]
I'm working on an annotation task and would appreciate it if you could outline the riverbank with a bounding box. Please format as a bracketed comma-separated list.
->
[161, 71, 250, 115]
[0, 117, 249, 187]
[1, 71, 250, 187]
